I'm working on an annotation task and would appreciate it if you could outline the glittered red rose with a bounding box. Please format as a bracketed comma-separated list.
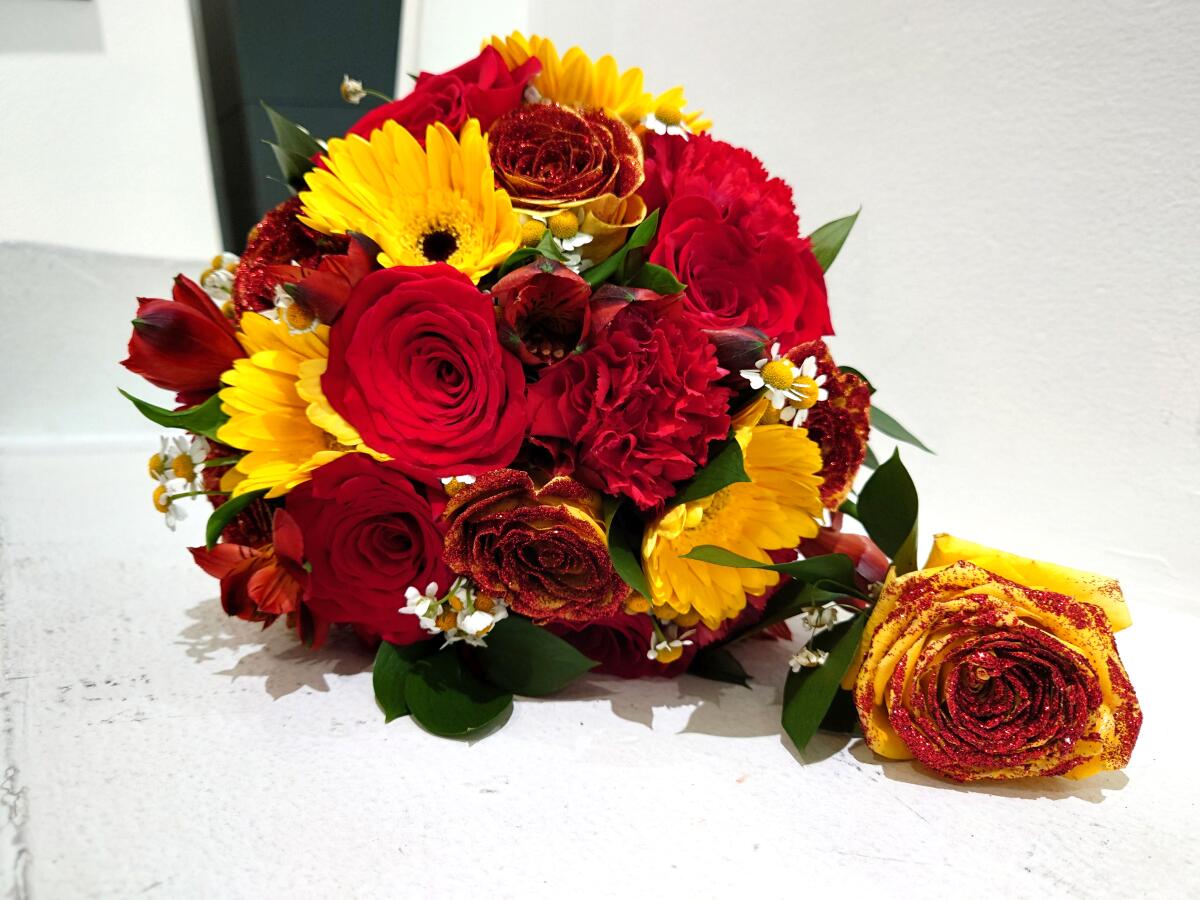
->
[321, 264, 528, 484]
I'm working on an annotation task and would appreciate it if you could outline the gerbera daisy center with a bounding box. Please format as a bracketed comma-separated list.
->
[420, 228, 459, 262]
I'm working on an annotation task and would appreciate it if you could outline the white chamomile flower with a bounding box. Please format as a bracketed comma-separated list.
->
[800, 605, 840, 630]
[199, 252, 239, 299]
[164, 434, 210, 492]
[523, 84, 543, 104]
[151, 482, 188, 531]
[645, 105, 688, 137]
[439, 474, 477, 496]
[740, 343, 829, 427]
[340, 74, 366, 104]
[399, 578, 508, 648]
[646, 622, 696, 664]
[272, 285, 319, 335]
[789, 646, 830, 672]
[524, 210, 593, 273]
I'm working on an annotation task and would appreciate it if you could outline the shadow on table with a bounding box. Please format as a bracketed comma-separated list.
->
[177, 598, 372, 699]
[845, 741, 1129, 803]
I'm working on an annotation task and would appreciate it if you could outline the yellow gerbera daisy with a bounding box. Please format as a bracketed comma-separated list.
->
[487, 32, 709, 133]
[216, 312, 386, 499]
[297, 118, 520, 283]
[642, 425, 824, 629]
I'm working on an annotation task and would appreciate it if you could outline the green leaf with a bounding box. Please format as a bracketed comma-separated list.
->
[405, 649, 513, 738]
[628, 262, 685, 294]
[583, 208, 659, 287]
[604, 499, 650, 598]
[871, 404, 932, 454]
[262, 102, 323, 187]
[863, 444, 879, 471]
[838, 498, 859, 520]
[479, 615, 597, 697]
[204, 489, 265, 550]
[857, 449, 919, 575]
[781, 613, 866, 752]
[119, 389, 229, 441]
[672, 437, 751, 505]
[680, 546, 859, 592]
[373, 641, 435, 722]
[494, 231, 569, 278]
[809, 209, 860, 272]
[689, 646, 750, 687]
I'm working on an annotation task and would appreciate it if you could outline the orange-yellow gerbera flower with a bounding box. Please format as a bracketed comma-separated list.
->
[642, 424, 824, 629]
[297, 119, 521, 283]
[487, 32, 709, 133]
[216, 312, 385, 499]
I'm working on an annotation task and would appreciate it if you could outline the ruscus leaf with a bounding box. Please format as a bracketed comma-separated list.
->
[809, 209, 860, 272]
[856, 449, 919, 575]
[204, 489, 266, 550]
[689, 646, 750, 687]
[671, 438, 751, 505]
[119, 389, 229, 440]
[870, 404, 933, 453]
[479, 616, 597, 697]
[404, 649, 513, 738]
[781, 613, 866, 752]
[373, 641, 435, 722]
[604, 499, 650, 598]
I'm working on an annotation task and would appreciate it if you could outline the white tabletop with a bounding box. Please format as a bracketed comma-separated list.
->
[1, 244, 1195, 898]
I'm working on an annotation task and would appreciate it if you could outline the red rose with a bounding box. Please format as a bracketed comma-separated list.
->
[492, 260, 591, 365]
[233, 197, 347, 317]
[441, 470, 628, 623]
[527, 295, 731, 509]
[322, 264, 528, 483]
[785, 339, 870, 508]
[348, 47, 539, 142]
[489, 103, 643, 209]
[285, 454, 450, 644]
[641, 133, 832, 347]
[122, 274, 244, 403]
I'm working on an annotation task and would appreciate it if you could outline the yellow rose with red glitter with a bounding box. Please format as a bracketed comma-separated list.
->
[843, 535, 1142, 782]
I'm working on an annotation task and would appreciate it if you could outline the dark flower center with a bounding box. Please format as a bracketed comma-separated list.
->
[421, 229, 458, 262]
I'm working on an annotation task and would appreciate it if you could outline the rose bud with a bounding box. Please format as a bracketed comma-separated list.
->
[844, 535, 1142, 782]
[441, 469, 629, 623]
[488, 103, 644, 210]
[784, 340, 870, 509]
[704, 325, 768, 396]
[267, 232, 381, 325]
[492, 259, 591, 365]
[122, 274, 244, 399]
[188, 508, 307, 627]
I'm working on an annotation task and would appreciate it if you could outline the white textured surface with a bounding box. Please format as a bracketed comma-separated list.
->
[4, 1, 1200, 892]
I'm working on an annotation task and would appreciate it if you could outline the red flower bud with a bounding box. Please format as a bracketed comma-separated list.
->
[122, 275, 243, 396]
[492, 259, 591, 366]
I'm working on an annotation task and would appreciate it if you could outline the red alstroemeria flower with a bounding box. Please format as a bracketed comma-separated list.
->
[122, 274, 243, 401]
[266, 232, 381, 325]
[189, 509, 308, 627]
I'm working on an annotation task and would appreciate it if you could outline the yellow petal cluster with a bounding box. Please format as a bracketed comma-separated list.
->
[217, 313, 385, 499]
[487, 32, 709, 133]
[297, 119, 521, 283]
[642, 425, 824, 629]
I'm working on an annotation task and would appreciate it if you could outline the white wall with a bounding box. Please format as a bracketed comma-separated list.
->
[419, 1, 1200, 604]
[0, 0, 220, 258]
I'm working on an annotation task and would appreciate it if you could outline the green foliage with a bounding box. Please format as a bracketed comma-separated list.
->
[479, 616, 597, 697]
[404, 649, 513, 738]
[809, 209, 860, 272]
[689, 646, 750, 687]
[604, 499, 650, 598]
[119, 389, 228, 441]
[373, 641, 435, 722]
[857, 449, 919, 575]
[262, 102, 323, 189]
[204, 489, 265, 550]
[781, 614, 866, 752]
[583, 209, 660, 287]
[671, 437, 751, 505]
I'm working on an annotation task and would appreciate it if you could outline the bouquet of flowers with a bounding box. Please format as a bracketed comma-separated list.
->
[120, 32, 1141, 782]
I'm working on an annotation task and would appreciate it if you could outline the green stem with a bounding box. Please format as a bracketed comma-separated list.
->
[203, 456, 240, 467]
[166, 489, 229, 501]
[364, 87, 393, 103]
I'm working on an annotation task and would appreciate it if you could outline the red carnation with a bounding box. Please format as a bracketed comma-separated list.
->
[785, 340, 870, 508]
[492, 260, 591, 365]
[348, 46, 539, 142]
[285, 454, 450, 644]
[322, 264, 528, 484]
[122, 274, 243, 403]
[527, 295, 731, 509]
[640, 133, 832, 347]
